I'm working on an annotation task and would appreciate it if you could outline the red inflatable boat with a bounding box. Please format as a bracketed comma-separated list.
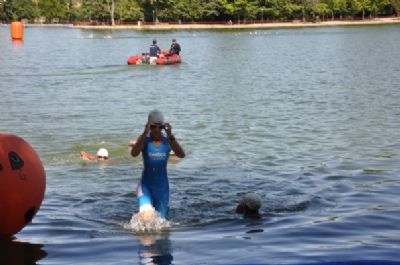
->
[128, 51, 181, 65]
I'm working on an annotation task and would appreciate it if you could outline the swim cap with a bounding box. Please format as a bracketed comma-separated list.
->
[242, 194, 261, 211]
[97, 148, 108, 158]
[148, 110, 164, 125]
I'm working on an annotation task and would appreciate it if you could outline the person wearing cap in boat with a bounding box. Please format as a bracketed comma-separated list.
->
[149, 39, 161, 64]
[80, 148, 109, 161]
[167, 38, 181, 56]
[131, 110, 185, 221]
[236, 193, 262, 219]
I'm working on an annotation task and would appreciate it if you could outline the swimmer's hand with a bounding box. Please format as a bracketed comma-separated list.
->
[128, 140, 137, 147]
[164, 122, 172, 137]
[80, 151, 92, 161]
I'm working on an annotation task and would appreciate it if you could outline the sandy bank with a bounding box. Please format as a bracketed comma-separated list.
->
[74, 17, 400, 30]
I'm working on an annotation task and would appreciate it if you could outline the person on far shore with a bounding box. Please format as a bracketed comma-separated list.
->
[149, 39, 161, 64]
[131, 110, 185, 222]
[167, 38, 181, 56]
[80, 148, 109, 161]
[236, 194, 262, 219]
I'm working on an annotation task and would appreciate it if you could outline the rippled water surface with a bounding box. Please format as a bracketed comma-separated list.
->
[1, 24, 400, 265]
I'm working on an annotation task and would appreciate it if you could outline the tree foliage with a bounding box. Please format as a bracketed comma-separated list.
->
[393, 0, 400, 16]
[1, 0, 398, 24]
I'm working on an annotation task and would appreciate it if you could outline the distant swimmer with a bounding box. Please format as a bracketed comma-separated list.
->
[131, 110, 185, 221]
[236, 194, 262, 219]
[80, 148, 109, 161]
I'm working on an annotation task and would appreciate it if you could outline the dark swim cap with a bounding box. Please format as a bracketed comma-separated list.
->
[241, 194, 261, 211]
[148, 110, 164, 125]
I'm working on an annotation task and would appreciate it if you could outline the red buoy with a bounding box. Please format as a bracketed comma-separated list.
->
[0, 134, 46, 238]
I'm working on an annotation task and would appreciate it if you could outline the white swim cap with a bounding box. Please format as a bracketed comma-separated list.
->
[148, 110, 164, 125]
[97, 148, 108, 158]
[242, 194, 261, 211]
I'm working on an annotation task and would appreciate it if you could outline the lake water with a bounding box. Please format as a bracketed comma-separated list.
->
[1, 24, 400, 265]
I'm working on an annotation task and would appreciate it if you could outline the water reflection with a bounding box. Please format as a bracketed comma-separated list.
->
[0, 238, 47, 265]
[12, 39, 23, 46]
[136, 232, 173, 265]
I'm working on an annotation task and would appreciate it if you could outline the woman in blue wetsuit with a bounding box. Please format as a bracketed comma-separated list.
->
[131, 110, 185, 220]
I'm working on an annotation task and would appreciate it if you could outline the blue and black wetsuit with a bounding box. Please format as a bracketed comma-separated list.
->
[137, 134, 171, 219]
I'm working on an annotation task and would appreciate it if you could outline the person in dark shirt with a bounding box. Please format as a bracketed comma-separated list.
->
[168, 39, 181, 56]
[149, 39, 161, 64]
[149, 39, 161, 57]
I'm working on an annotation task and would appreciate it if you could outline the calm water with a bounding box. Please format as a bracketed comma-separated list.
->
[1, 24, 400, 265]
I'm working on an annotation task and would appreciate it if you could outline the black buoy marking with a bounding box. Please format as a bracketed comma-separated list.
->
[25, 207, 36, 224]
[8, 151, 24, 170]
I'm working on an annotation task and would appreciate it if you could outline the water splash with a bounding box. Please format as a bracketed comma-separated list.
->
[124, 212, 172, 233]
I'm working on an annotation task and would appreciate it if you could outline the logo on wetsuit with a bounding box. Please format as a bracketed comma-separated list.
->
[148, 152, 167, 160]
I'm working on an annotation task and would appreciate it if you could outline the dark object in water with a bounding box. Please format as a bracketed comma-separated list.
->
[236, 193, 262, 219]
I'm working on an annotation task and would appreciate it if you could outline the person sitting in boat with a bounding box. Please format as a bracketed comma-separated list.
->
[149, 39, 161, 64]
[80, 148, 109, 161]
[167, 39, 181, 56]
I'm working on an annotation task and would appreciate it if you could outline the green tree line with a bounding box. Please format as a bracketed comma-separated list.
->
[1, 0, 399, 25]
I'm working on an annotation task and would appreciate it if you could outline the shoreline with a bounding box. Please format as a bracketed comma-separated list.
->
[74, 17, 400, 30]
[1, 17, 399, 30]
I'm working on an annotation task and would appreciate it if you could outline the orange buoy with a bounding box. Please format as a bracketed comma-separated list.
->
[10, 21, 24, 40]
[0, 134, 46, 238]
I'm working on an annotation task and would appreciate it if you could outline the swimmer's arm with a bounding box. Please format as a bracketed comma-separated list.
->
[131, 124, 149, 157]
[164, 122, 185, 158]
[80, 151, 97, 161]
[131, 135, 146, 157]
[168, 137, 185, 158]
